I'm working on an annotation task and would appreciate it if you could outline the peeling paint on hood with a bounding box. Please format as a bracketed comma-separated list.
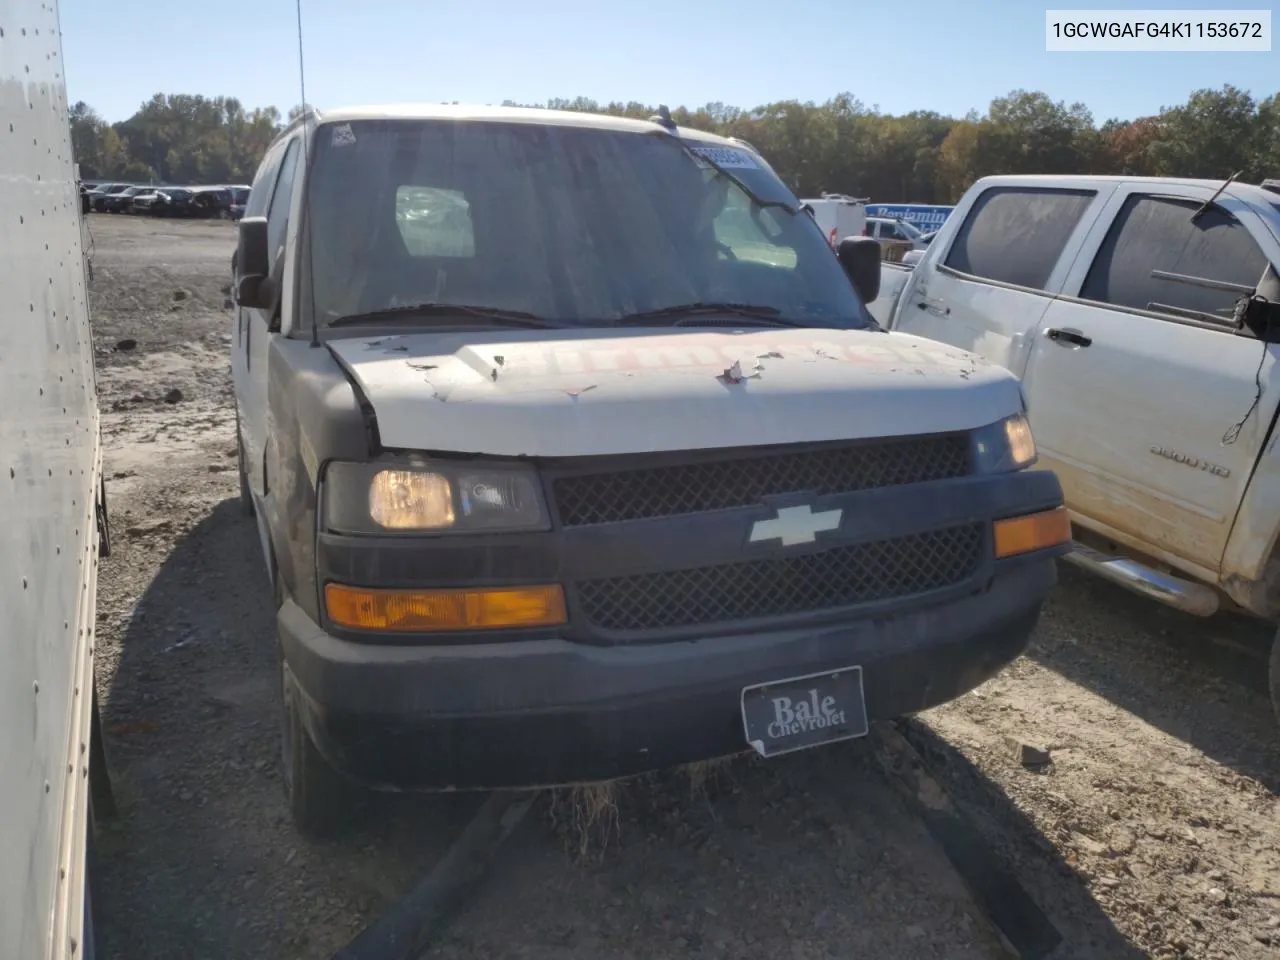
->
[325, 327, 1019, 457]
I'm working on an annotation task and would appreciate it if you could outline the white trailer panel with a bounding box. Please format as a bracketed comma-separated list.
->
[0, 0, 102, 957]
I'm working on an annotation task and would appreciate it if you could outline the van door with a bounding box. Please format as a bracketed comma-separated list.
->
[894, 181, 1112, 375]
[231, 146, 284, 488]
[242, 137, 302, 498]
[1021, 183, 1280, 572]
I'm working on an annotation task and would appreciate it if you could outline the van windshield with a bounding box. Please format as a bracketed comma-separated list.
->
[302, 119, 875, 331]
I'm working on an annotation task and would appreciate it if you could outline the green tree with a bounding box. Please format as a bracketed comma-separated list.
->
[1149, 85, 1259, 179]
[69, 85, 1280, 200]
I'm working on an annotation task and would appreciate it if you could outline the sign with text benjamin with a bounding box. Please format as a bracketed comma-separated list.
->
[864, 204, 955, 232]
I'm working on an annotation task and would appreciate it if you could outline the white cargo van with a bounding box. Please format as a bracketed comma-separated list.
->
[801, 193, 868, 249]
[230, 105, 1069, 836]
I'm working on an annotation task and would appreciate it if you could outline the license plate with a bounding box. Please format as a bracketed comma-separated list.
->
[740, 665, 869, 759]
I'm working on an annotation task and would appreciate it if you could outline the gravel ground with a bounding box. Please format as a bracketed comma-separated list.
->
[87, 214, 1280, 960]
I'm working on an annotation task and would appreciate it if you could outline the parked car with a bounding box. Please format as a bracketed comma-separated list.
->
[864, 216, 928, 250]
[189, 187, 232, 218]
[90, 183, 129, 212]
[230, 104, 1069, 837]
[104, 186, 147, 213]
[867, 173, 1280, 719]
[150, 188, 189, 217]
[228, 186, 250, 220]
[128, 188, 169, 215]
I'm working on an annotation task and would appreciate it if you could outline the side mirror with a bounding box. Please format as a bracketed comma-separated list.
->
[238, 216, 269, 276]
[235, 217, 275, 310]
[837, 236, 882, 303]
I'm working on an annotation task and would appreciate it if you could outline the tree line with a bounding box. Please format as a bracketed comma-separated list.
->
[71, 85, 1279, 202]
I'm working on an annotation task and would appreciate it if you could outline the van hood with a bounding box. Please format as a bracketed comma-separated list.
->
[325, 327, 1021, 457]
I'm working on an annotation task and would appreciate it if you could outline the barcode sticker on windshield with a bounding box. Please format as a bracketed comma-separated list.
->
[687, 145, 758, 169]
[331, 123, 357, 147]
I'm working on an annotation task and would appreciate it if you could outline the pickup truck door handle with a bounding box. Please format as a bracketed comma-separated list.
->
[1045, 327, 1091, 348]
[915, 295, 950, 316]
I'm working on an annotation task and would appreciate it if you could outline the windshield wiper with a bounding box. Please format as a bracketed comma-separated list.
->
[328, 302, 557, 329]
[615, 302, 805, 327]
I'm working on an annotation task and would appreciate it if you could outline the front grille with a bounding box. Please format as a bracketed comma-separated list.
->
[552, 435, 972, 527]
[577, 523, 985, 631]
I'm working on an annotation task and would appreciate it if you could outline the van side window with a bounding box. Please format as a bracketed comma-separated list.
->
[944, 187, 1095, 290]
[267, 140, 301, 256]
[1079, 195, 1267, 325]
[244, 147, 283, 221]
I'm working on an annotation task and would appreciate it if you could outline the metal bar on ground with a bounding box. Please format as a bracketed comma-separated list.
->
[330, 790, 537, 960]
[871, 722, 1062, 960]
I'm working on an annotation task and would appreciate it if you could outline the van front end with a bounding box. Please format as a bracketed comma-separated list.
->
[280, 416, 1069, 793]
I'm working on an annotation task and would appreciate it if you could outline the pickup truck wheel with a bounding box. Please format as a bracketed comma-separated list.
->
[280, 654, 355, 839]
[1270, 628, 1280, 726]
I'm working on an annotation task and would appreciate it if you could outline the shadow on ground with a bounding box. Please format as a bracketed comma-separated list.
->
[93, 499, 1143, 959]
[1029, 562, 1280, 793]
[900, 720, 1148, 960]
[94, 499, 480, 959]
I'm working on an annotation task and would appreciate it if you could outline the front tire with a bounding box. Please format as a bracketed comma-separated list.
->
[280, 655, 356, 838]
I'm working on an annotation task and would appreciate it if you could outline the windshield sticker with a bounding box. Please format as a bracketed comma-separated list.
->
[331, 123, 357, 147]
[686, 144, 759, 170]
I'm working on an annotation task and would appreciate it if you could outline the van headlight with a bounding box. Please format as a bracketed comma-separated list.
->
[323, 460, 549, 534]
[972, 414, 1037, 473]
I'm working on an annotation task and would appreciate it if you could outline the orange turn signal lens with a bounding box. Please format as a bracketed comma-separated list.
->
[993, 507, 1071, 559]
[325, 583, 567, 632]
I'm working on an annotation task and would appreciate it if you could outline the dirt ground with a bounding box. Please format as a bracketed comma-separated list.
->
[87, 214, 1280, 960]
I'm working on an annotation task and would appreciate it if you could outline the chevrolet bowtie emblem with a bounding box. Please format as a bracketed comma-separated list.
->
[749, 505, 843, 546]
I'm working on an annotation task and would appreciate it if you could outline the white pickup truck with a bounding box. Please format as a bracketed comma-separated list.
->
[867, 174, 1280, 717]
[229, 105, 1071, 836]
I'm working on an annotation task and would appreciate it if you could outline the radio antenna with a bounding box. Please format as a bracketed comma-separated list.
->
[294, 0, 320, 347]
[295, 0, 308, 119]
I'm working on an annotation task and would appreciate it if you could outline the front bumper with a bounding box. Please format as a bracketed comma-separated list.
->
[279, 551, 1058, 791]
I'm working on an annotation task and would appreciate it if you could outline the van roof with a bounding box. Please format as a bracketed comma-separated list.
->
[283, 103, 745, 150]
[972, 173, 1280, 209]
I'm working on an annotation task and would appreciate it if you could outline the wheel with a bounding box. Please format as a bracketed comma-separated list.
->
[280, 653, 356, 838]
[235, 414, 254, 517]
[1270, 627, 1280, 726]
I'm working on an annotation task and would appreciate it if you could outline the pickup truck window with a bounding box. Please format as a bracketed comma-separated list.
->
[944, 187, 1095, 290]
[1079, 195, 1267, 326]
[302, 119, 873, 330]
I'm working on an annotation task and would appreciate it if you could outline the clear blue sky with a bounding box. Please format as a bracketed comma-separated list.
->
[61, 0, 1277, 124]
